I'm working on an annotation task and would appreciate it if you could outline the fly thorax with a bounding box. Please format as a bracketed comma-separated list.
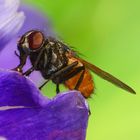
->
[50, 46, 66, 70]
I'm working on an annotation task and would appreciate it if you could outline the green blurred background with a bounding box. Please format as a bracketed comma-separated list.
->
[23, 0, 139, 140]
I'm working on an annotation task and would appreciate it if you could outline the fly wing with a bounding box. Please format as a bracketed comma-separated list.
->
[80, 58, 136, 94]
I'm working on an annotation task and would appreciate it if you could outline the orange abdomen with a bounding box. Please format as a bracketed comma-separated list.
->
[64, 58, 94, 98]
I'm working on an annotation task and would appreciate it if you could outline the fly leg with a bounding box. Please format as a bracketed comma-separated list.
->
[12, 54, 27, 73]
[39, 61, 78, 90]
[23, 47, 45, 76]
[22, 67, 34, 76]
[74, 68, 85, 90]
[39, 80, 60, 93]
[39, 79, 49, 90]
[56, 83, 60, 94]
[75, 68, 91, 116]
[55, 66, 91, 114]
[71, 67, 91, 115]
[14, 50, 20, 58]
[58, 66, 85, 83]
[52, 66, 85, 94]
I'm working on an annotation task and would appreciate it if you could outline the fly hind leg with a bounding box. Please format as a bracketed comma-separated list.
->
[53, 66, 85, 94]
[54, 66, 84, 94]
[74, 69, 85, 90]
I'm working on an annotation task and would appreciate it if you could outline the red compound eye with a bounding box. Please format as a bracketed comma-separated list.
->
[28, 31, 44, 50]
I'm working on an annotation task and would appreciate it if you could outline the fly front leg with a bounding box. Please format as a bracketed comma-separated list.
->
[23, 47, 46, 76]
[12, 54, 28, 73]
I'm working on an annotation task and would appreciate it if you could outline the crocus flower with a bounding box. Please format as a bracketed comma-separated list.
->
[0, 69, 89, 140]
[0, 1, 89, 140]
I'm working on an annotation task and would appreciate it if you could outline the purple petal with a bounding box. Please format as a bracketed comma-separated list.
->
[0, 0, 25, 49]
[0, 69, 49, 107]
[0, 70, 89, 140]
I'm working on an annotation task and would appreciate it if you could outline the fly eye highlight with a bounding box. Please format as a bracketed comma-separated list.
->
[28, 31, 44, 50]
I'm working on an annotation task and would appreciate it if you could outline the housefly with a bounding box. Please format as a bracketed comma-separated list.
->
[13, 30, 136, 98]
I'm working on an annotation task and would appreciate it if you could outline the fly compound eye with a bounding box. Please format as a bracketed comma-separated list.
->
[28, 31, 44, 50]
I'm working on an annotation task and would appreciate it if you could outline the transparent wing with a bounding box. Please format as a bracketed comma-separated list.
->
[80, 58, 136, 94]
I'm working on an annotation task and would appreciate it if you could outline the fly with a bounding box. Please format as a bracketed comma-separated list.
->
[13, 30, 136, 98]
